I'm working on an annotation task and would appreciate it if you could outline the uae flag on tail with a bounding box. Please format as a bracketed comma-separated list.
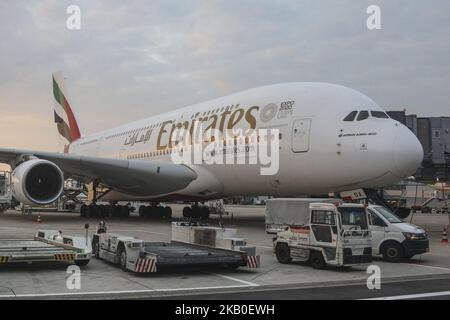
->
[52, 71, 81, 143]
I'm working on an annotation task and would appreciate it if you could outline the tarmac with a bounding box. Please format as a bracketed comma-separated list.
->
[0, 204, 449, 299]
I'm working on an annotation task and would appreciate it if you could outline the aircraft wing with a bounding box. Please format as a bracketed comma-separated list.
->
[0, 148, 197, 196]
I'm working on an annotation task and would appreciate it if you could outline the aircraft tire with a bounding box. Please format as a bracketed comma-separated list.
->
[183, 207, 192, 218]
[164, 207, 172, 219]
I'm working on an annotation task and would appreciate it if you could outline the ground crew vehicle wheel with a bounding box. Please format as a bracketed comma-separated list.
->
[74, 260, 89, 267]
[275, 243, 292, 264]
[310, 251, 326, 269]
[382, 241, 404, 262]
[118, 248, 127, 271]
[92, 237, 100, 259]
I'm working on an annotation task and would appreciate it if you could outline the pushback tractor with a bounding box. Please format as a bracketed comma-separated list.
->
[267, 199, 372, 269]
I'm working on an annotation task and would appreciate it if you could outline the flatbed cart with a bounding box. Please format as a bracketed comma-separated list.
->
[92, 221, 260, 273]
[0, 228, 92, 267]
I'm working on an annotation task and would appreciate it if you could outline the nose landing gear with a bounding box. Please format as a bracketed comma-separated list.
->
[80, 203, 131, 218]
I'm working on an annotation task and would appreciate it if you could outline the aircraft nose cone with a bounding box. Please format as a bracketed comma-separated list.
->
[392, 127, 423, 178]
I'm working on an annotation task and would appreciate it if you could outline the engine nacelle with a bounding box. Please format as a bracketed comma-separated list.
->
[11, 159, 64, 205]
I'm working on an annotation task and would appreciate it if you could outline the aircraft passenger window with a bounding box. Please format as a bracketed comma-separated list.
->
[356, 111, 369, 121]
[343, 111, 358, 121]
[371, 111, 389, 119]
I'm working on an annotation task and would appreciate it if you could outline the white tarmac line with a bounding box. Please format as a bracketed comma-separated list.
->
[0, 226, 36, 231]
[0, 284, 255, 298]
[402, 263, 450, 272]
[110, 229, 168, 236]
[213, 273, 260, 287]
[249, 244, 273, 249]
[157, 284, 253, 292]
[362, 290, 450, 300]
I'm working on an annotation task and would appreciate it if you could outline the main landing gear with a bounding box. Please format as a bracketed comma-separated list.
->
[80, 204, 130, 218]
[182, 204, 210, 219]
[138, 205, 172, 219]
[80, 181, 130, 218]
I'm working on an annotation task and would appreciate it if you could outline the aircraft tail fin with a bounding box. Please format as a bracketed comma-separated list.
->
[52, 71, 82, 145]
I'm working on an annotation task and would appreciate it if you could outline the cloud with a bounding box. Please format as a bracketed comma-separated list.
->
[0, 0, 450, 153]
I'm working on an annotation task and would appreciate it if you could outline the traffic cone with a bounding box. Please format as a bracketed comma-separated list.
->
[36, 215, 42, 224]
[442, 228, 448, 244]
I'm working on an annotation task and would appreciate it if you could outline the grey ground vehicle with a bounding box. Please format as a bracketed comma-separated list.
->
[0, 229, 92, 267]
[92, 221, 260, 273]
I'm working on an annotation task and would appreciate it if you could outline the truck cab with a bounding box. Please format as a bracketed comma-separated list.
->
[367, 205, 429, 262]
[274, 202, 372, 269]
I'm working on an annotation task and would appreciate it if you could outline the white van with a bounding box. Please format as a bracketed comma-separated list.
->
[367, 205, 429, 262]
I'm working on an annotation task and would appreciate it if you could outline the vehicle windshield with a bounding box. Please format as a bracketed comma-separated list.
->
[373, 206, 403, 223]
[337, 207, 369, 229]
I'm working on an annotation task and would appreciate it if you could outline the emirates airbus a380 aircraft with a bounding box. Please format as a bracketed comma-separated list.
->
[0, 72, 423, 218]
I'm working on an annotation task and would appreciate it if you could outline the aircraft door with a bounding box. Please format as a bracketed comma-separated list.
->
[291, 118, 311, 153]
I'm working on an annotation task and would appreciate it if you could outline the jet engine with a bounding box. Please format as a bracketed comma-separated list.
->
[11, 159, 64, 205]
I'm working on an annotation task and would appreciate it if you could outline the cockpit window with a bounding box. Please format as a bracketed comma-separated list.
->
[356, 111, 369, 121]
[343, 111, 358, 122]
[371, 111, 389, 119]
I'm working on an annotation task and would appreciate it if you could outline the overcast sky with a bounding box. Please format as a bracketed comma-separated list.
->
[1, 0, 450, 160]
